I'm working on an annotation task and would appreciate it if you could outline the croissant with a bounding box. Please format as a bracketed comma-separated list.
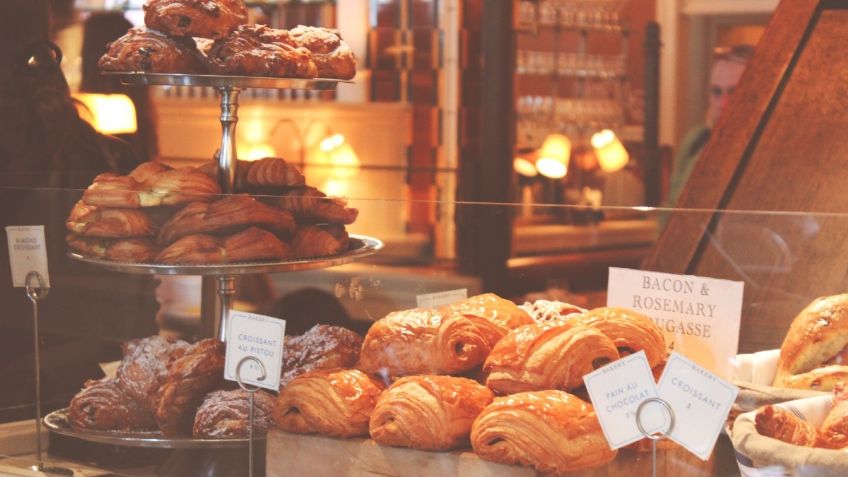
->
[67, 234, 159, 262]
[282, 324, 362, 388]
[774, 295, 848, 391]
[157, 195, 295, 245]
[66, 201, 157, 238]
[290, 224, 349, 259]
[274, 369, 383, 438]
[156, 227, 291, 264]
[471, 390, 616, 473]
[116, 336, 190, 412]
[359, 308, 492, 378]
[68, 378, 156, 431]
[519, 300, 587, 323]
[369, 375, 494, 451]
[193, 389, 276, 438]
[155, 339, 225, 436]
[483, 321, 620, 395]
[819, 384, 848, 448]
[441, 293, 534, 348]
[276, 187, 358, 224]
[240, 157, 306, 188]
[570, 307, 666, 368]
[754, 405, 819, 447]
[83, 163, 221, 208]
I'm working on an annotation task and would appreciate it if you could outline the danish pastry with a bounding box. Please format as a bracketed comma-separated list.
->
[98, 26, 206, 73]
[289, 25, 356, 79]
[116, 335, 190, 412]
[774, 294, 848, 391]
[68, 378, 156, 431]
[369, 375, 494, 451]
[274, 369, 383, 438]
[281, 324, 362, 388]
[483, 321, 620, 395]
[144, 0, 247, 39]
[193, 389, 276, 438]
[207, 25, 317, 78]
[471, 390, 616, 473]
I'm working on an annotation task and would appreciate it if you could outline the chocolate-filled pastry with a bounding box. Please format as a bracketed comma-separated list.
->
[774, 294, 848, 391]
[155, 227, 292, 264]
[155, 338, 225, 436]
[369, 376, 494, 451]
[483, 321, 620, 395]
[471, 390, 616, 473]
[116, 336, 190, 411]
[98, 26, 206, 73]
[290, 224, 350, 259]
[274, 369, 383, 438]
[819, 385, 848, 448]
[66, 201, 159, 238]
[207, 25, 317, 78]
[281, 324, 362, 388]
[68, 378, 156, 431]
[67, 235, 159, 262]
[289, 25, 356, 79]
[276, 187, 358, 224]
[754, 405, 819, 447]
[571, 307, 666, 368]
[157, 195, 295, 245]
[519, 300, 587, 323]
[193, 389, 276, 438]
[441, 293, 535, 348]
[144, 0, 247, 39]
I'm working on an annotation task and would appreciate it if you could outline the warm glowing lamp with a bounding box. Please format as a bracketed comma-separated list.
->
[319, 133, 360, 180]
[239, 143, 277, 162]
[591, 129, 629, 173]
[535, 133, 571, 179]
[74, 93, 137, 134]
[514, 157, 538, 177]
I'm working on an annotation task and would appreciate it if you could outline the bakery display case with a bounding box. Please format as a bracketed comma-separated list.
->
[4, 180, 848, 476]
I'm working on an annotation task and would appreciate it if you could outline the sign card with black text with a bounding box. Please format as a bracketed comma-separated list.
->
[224, 311, 285, 391]
[607, 267, 744, 379]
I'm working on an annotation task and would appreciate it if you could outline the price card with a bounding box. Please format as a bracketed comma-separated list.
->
[224, 311, 285, 391]
[583, 351, 666, 449]
[656, 351, 739, 460]
[607, 267, 744, 379]
[5, 226, 50, 288]
[416, 288, 468, 308]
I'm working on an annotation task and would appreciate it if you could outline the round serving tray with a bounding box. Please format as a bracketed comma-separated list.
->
[68, 234, 382, 276]
[44, 408, 260, 449]
[103, 71, 351, 90]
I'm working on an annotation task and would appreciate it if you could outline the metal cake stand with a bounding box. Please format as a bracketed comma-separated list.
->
[55, 73, 377, 475]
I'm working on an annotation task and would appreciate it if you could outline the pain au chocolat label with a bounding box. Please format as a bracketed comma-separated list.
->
[607, 267, 744, 379]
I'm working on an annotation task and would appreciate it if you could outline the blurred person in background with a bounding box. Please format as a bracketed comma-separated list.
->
[666, 45, 754, 207]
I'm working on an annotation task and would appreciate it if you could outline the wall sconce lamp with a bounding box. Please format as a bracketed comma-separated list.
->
[591, 129, 629, 173]
[74, 93, 137, 135]
[535, 133, 571, 179]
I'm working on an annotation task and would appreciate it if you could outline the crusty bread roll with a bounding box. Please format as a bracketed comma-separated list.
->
[774, 294, 848, 391]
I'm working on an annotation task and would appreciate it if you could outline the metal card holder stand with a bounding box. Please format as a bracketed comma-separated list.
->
[235, 356, 266, 477]
[635, 397, 676, 477]
[23, 271, 73, 476]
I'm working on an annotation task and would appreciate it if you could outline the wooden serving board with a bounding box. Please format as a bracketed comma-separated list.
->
[266, 430, 737, 477]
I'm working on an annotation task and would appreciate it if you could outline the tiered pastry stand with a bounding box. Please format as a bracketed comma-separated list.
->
[46, 72, 383, 477]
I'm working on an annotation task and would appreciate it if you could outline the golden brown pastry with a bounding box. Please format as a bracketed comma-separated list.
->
[66, 201, 157, 238]
[82, 163, 220, 209]
[441, 293, 535, 348]
[144, 0, 247, 39]
[471, 390, 616, 473]
[157, 195, 295, 245]
[68, 378, 156, 431]
[369, 375, 494, 451]
[155, 227, 292, 264]
[570, 307, 667, 368]
[281, 324, 362, 388]
[819, 385, 848, 448]
[290, 224, 349, 259]
[274, 369, 383, 438]
[67, 235, 159, 262]
[774, 295, 848, 391]
[288, 25, 356, 79]
[155, 338, 225, 436]
[276, 187, 358, 224]
[116, 336, 190, 412]
[359, 308, 491, 378]
[519, 300, 587, 323]
[483, 321, 620, 395]
[193, 389, 276, 438]
[754, 405, 819, 447]
[199, 157, 306, 192]
[207, 25, 317, 78]
[98, 26, 206, 73]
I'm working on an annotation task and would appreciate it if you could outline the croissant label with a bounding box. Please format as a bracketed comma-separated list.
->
[5, 225, 50, 288]
[224, 311, 286, 391]
[607, 267, 744, 379]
